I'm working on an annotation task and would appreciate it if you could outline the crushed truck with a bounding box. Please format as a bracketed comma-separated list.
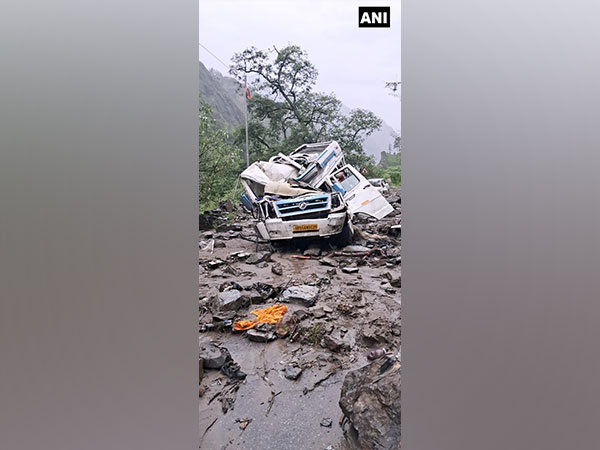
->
[239, 141, 393, 243]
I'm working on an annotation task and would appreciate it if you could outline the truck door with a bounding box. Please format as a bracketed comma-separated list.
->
[331, 166, 394, 219]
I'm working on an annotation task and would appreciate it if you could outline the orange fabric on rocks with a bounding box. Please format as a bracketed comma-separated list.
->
[233, 304, 288, 331]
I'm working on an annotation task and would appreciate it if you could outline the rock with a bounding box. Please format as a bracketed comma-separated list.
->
[206, 259, 226, 269]
[339, 357, 401, 450]
[213, 240, 226, 248]
[309, 306, 327, 319]
[199, 343, 228, 369]
[319, 257, 338, 267]
[326, 268, 337, 277]
[281, 285, 319, 307]
[342, 266, 359, 274]
[304, 246, 322, 257]
[323, 329, 355, 352]
[255, 261, 268, 269]
[292, 309, 309, 321]
[246, 251, 272, 265]
[342, 245, 370, 254]
[246, 329, 277, 343]
[218, 289, 246, 311]
[271, 262, 283, 276]
[230, 223, 244, 232]
[320, 417, 333, 428]
[284, 365, 303, 380]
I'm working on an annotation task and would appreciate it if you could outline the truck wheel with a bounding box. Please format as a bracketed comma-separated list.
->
[334, 220, 354, 247]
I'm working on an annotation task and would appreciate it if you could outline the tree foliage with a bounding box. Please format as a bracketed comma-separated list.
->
[199, 100, 243, 211]
[229, 45, 382, 168]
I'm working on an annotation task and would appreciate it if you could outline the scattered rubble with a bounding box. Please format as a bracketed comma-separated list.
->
[199, 184, 401, 450]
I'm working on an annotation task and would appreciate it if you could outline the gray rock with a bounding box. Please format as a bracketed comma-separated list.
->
[284, 365, 303, 380]
[255, 261, 268, 269]
[246, 251, 272, 265]
[303, 246, 322, 257]
[218, 289, 246, 311]
[246, 329, 277, 343]
[319, 257, 338, 267]
[213, 240, 226, 248]
[310, 306, 327, 319]
[342, 245, 370, 254]
[281, 285, 319, 307]
[271, 262, 283, 276]
[342, 266, 359, 274]
[320, 417, 333, 428]
[323, 329, 355, 352]
[339, 357, 401, 450]
[199, 343, 227, 369]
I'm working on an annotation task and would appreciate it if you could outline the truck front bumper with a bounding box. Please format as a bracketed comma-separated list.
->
[255, 212, 347, 241]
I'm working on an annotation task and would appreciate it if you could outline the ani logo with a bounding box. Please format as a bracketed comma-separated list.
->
[359, 6, 391, 28]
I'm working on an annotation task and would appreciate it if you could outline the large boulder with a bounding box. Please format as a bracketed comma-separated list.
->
[339, 356, 401, 449]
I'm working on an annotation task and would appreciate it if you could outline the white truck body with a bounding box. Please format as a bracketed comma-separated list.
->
[240, 141, 393, 241]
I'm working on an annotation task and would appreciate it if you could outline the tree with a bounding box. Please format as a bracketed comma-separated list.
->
[229, 45, 382, 167]
[199, 100, 243, 211]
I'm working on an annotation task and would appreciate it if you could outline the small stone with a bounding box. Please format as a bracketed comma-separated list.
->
[303, 247, 321, 257]
[284, 365, 303, 380]
[319, 257, 338, 267]
[206, 259, 226, 269]
[213, 241, 226, 248]
[255, 261, 268, 269]
[199, 343, 228, 369]
[342, 266, 359, 274]
[320, 417, 333, 428]
[246, 329, 277, 343]
[246, 251, 272, 265]
[342, 245, 370, 254]
[271, 262, 283, 276]
[310, 306, 327, 319]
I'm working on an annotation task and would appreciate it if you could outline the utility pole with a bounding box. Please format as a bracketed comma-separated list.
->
[244, 72, 250, 168]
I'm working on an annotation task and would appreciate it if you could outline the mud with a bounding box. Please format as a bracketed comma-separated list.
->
[199, 188, 401, 450]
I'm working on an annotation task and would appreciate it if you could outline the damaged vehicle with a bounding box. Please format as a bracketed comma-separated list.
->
[240, 141, 393, 243]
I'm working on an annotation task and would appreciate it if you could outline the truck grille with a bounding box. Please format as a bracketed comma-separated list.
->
[275, 195, 330, 218]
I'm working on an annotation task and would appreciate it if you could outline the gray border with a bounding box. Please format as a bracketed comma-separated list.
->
[403, 1, 600, 449]
[0, 1, 199, 448]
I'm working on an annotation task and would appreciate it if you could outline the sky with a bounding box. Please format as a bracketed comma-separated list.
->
[199, 0, 401, 133]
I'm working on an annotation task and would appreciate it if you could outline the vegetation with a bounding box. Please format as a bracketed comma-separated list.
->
[229, 45, 382, 169]
[198, 100, 244, 212]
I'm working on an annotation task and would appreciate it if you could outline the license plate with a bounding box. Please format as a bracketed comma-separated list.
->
[293, 224, 318, 232]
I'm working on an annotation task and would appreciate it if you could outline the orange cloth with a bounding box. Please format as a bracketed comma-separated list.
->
[233, 304, 288, 331]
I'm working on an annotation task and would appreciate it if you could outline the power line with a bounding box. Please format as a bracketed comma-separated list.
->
[199, 42, 229, 70]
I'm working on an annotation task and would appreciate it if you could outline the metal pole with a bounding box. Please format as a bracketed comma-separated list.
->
[244, 73, 249, 168]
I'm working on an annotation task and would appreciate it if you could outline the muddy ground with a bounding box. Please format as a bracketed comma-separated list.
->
[199, 188, 401, 450]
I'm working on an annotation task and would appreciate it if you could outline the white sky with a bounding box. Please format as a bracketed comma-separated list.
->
[199, 0, 401, 133]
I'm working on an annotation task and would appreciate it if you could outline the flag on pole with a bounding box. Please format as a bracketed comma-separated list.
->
[245, 87, 251, 100]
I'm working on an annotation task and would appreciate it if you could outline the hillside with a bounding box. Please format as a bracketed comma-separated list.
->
[199, 61, 398, 162]
[199, 61, 245, 129]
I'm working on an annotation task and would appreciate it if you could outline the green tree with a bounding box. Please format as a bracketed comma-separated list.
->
[199, 100, 243, 212]
[229, 45, 382, 167]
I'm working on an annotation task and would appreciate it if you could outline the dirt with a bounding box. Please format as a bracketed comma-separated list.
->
[199, 188, 401, 450]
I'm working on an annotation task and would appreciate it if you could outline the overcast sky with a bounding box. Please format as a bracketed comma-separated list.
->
[199, 0, 401, 133]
